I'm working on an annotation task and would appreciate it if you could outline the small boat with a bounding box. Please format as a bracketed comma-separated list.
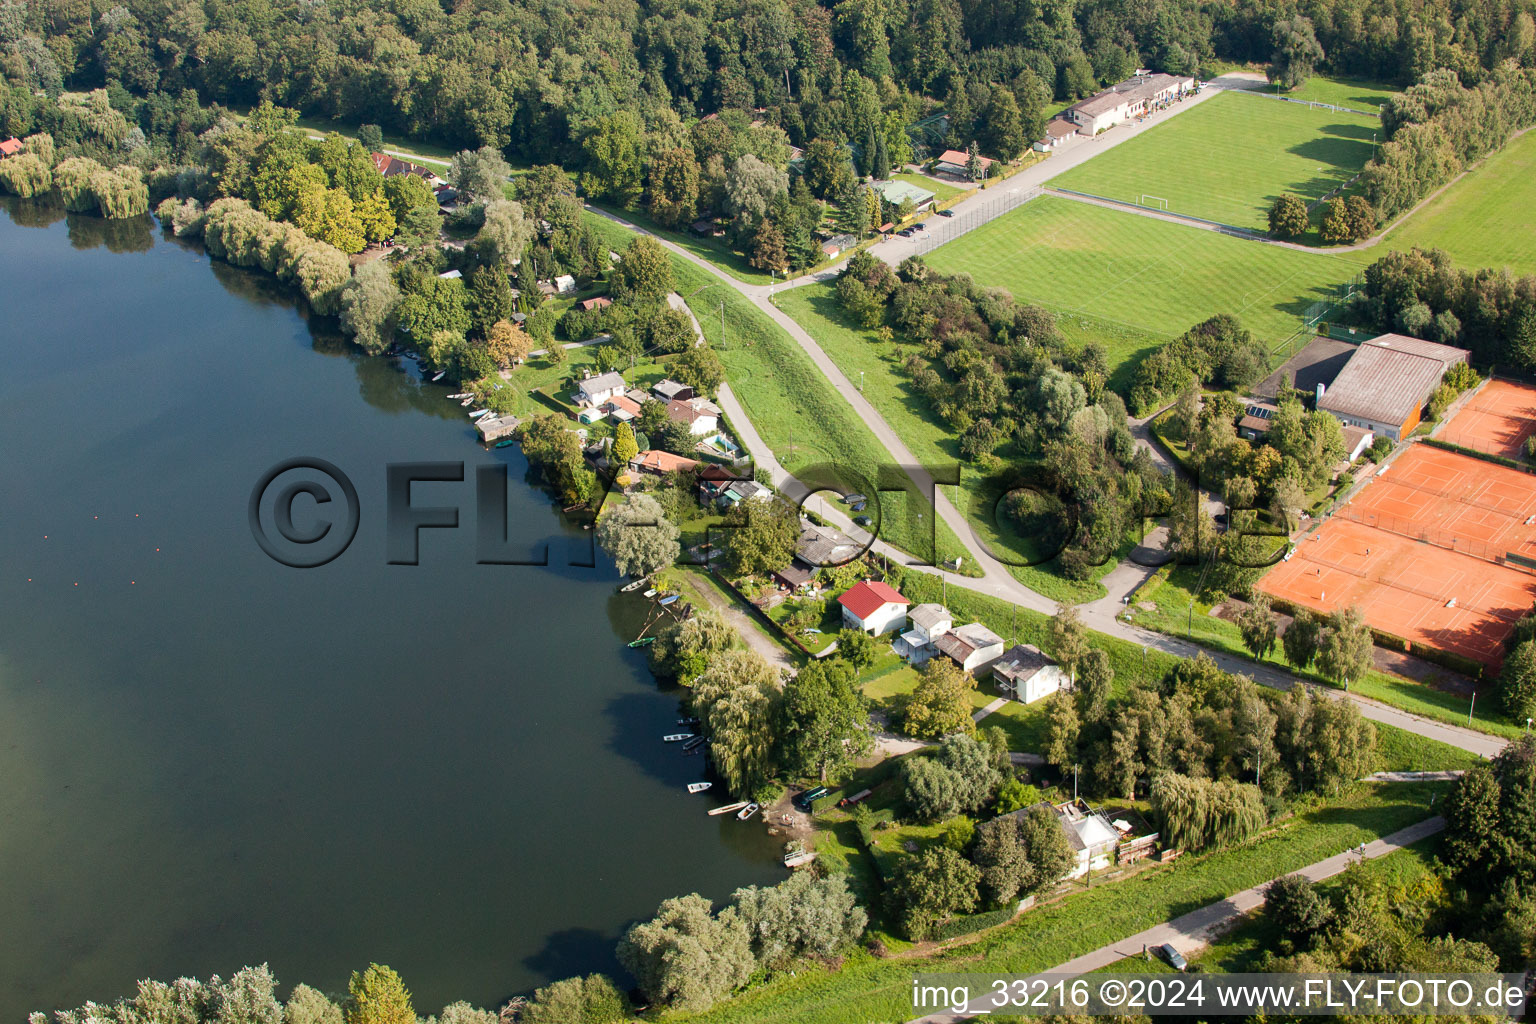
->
[687, 782, 713, 794]
[663, 733, 695, 743]
[628, 636, 655, 648]
[683, 735, 706, 751]
[460, 397, 475, 407]
[677, 717, 700, 726]
[469, 409, 491, 418]
[736, 803, 760, 821]
[709, 801, 750, 816]
[643, 588, 657, 598]
[659, 595, 679, 606]
[620, 576, 652, 593]
[447, 393, 471, 400]
[431, 370, 446, 381]
[494, 438, 517, 448]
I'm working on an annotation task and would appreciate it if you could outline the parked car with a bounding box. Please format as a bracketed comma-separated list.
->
[897, 227, 914, 237]
[850, 500, 866, 512]
[853, 515, 873, 526]
[938, 209, 955, 217]
[793, 786, 829, 811]
[841, 493, 866, 505]
[1156, 943, 1188, 971]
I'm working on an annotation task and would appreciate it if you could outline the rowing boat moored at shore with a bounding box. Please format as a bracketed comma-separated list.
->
[687, 782, 712, 794]
[494, 438, 517, 448]
[431, 370, 446, 381]
[643, 589, 657, 598]
[736, 803, 759, 821]
[663, 733, 695, 742]
[469, 409, 491, 418]
[683, 735, 706, 751]
[708, 801, 749, 816]
[627, 636, 654, 648]
[659, 595, 679, 606]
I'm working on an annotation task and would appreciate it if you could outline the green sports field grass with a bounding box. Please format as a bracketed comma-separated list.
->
[1052, 90, 1381, 231]
[1363, 127, 1536, 275]
[925, 195, 1365, 349]
[1283, 75, 1401, 110]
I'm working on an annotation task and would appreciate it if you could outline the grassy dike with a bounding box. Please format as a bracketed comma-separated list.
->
[584, 214, 977, 571]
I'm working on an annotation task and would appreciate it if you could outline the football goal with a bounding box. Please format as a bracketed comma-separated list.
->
[1139, 194, 1169, 211]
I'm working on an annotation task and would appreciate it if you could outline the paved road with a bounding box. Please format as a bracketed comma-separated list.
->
[912, 816, 1447, 1023]
[588, 87, 1509, 762]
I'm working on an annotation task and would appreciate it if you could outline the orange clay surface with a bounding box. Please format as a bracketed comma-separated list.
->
[1436, 379, 1536, 458]
[1260, 444, 1536, 667]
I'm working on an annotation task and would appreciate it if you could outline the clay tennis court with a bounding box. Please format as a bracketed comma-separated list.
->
[1436, 379, 1536, 458]
[1260, 444, 1536, 667]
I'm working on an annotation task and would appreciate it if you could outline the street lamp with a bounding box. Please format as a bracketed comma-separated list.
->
[859, 370, 865, 393]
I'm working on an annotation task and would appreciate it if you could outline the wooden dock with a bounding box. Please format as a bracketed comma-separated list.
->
[477, 414, 521, 443]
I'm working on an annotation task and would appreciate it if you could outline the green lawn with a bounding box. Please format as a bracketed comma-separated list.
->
[1283, 75, 1401, 111]
[1361, 127, 1536, 275]
[1128, 565, 1522, 740]
[682, 782, 1448, 1024]
[925, 196, 1364, 358]
[1052, 90, 1381, 232]
[772, 282, 1118, 602]
[581, 214, 975, 567]
[893, 171, 967, 206]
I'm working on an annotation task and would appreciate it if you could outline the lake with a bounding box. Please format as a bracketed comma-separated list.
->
[0, 198, 783, 1020]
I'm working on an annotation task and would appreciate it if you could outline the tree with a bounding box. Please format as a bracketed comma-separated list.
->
[1237, 593, 1279, 661]
[723, 154, 788, 226]
[1149, 773, 1266, 852]
[486, 319, 532, 369]
[964, 142, 983, 183]
[731, 872, 867, 968]
[723, 496, 798, 577]
[650, 607, 735, 680]
[1075, 648, 1113, 723]
[980, 87, 1026, 161]
[802, 138, 851, 200]
[648, 146, 701, 228]
[617, 894, 754, 1012]
[887, 847, 980, 940]
[835, 627, 878, 679]
[345, 965, 414, 1024]
[1315, 605, 1373, 688]
[970, 814, 1034, 906]
[648, 307, 696, 354]
[610, 235, 673, 309]
[610, 422, 639, 475]
[597, 494, 679, 578]
[449, 145, 511, 204]
[468, 267, 514, 333]
[672, 346, 724, 396]
[1499, 639, 1536, 721]
[519, 975, 626, 1024]
[285, 986, 342, 1024]
[357, 125, 384, 153]
[581, 111, 645, 207]
[1270, 476, 1307, 532]
[1268, 194, 1309, 239]
[902, 755, 964, 821]
[1264, 874, 1332, 949]
[777, 659, 871, 781]
[339, 260, 401, 355]
[1282, 608, 1321, 670]
[901, 657, 976, 738]
[476, 199, 535, 269]
[751, 219, 788, 274]
[693, 650, 782, 797]
[1042, 692, 1080, 768]
[1270, 15, 1325, 89]
[385, 175, 440, 250]
[1049, 603, 1088, 676]
[1320, 198, 1356, 244]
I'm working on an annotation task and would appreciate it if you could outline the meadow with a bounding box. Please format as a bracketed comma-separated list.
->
[924, 196, 1364, 352]
[1364, 127, 1536, 275]
[1051, 89, 1381, 231]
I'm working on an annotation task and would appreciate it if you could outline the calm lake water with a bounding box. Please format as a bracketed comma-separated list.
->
[0, 199, 782, 1020]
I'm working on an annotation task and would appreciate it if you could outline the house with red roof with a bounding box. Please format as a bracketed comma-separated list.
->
[0, 137, 24, 158]
[837, 580, 910, 636]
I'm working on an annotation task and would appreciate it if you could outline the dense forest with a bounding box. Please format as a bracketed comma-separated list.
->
[5, 0, 1536, 168]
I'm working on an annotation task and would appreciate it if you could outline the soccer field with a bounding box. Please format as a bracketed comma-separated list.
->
[1364, 127, 1536, 275]
[1052, 90, 1380, 231]
[1283, 75, 1400, 110]
[925, 196, 1364, 352]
